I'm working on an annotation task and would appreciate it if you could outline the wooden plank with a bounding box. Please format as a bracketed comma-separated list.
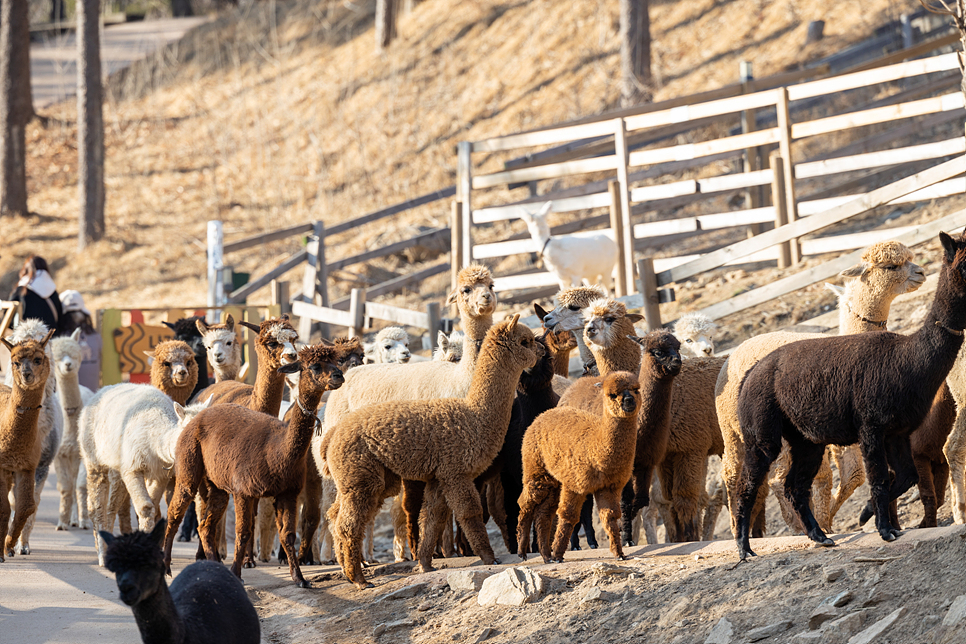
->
[654, 155, 966, 287]
[609, 180, 628, 297]
[364, 301, 431, 329]
[472, 155, 620, 190]
[362, 262, 451, 301]
[327, 228, 450, 272]
[614, 118, 635, 291]
[292, 300, 355, 327]
[637, 258, 662, 331]
[792, 92, 965, 139]
[624, 89, 781, 132]
[99, 309, 123, 386]
[843, 32, 960, 74]
[777, 88, 801, 264]
[795, 136, 965, 179]
[798, 178, 966, 215]
[633, 217, 700, 239]
[629, 180, 698, 203]
[226, 250, 307, 304]
[473, 192, 610, 224]
[326, 187, 456, 236]
[807, 109, 964, 163]
[451, 202, 463, 292]
[493, 271, 560, 292]
[474, 228, 616, 259]
[771, 153, 792, 269]
[472, 120, 623, 153]
[223, 223, 314, 254]
[697, 168, 774, 193]
[243, 307, 259, 385]
[697, 208, 776, 229]
[788, 52, 959, 101]
[458, 142, 473, 266]
[628, 128, 780, 168]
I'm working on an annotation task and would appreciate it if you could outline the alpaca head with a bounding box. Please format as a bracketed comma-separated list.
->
[447, 264, 497, 319]
[582, 298, 644, 349]
[101, 520, 167, 606]
[163, 316, 208, 369]
[146, 340, 198, 394]
[196, 315, 241, 372]
[482, 314, 538, 371]
[596, 371, 641, 419]
[940, 231, 966, 287]
[1, 330, 55, 391]
[544, 325, 577, 356]
[838, 241, 924, 310]
[673, 313, 717, 357]
[278, 342, 345, 398]
[50, 328, 84, 378]
[333, 336, 365, 370]
[365, 326, 411, 364]
[628, 331, 682, 380]
[240, 315, 299, 369]
[538, 285, 607, 333]
[433, 330, 465, 363]
[518, 202, 553, 245]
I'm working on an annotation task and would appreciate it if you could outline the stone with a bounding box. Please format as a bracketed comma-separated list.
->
[591, 562, 629, 576]
[824, 567, 845, 583]
[376, 583, 427, 602]
[809, 608, 842, 630]
[580, 587, 604, 604]
[923, 615, 941, 631]
[417, 601, 433, 612]
[659, 596, 692, 628]
[746, 621, 792, 641]
[862, 588, 891, 607]
[832, 591, 854, 608]
[477, 568, 545, 607]
[822, 610, 869, 640]
[942, 595, 966, 627]
[373, 620, 416, 637]
[373, 624, 387, 637]
[448, 570, 493, 593]
[704, 616, 733, 644]
[473, 627, 496, 643]
[846, 607, 907, 644]
[792, 632, 824, 642]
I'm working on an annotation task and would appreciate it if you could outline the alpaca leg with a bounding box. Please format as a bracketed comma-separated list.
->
[935, 459, 950, 515]
[943, 406, 966, 524]
[218, 508, 229, 561]
[274, 495, 309, 588]
[120, 470, 156, 531]
[702, 479, 726, 541]
[297, 468, 322, 566]
[17, 470, 48, 554]
[416, 483, 454, 572]
[55, 452, 75, 530]
[0, 472, 11, 562]
[721, 430, 744, 540]
[768, 444, 804, 533]
[86, 466, 112, 566]
[784, 437, 835, 547]
[401, 479, 424, 558]
[198, 488, 230, 563]
[550, 488, 584, 562]
[486, 479, 510, 553]
[594, 486, 626, 560]
[570, 495, 596, 550]
[440, 509, 455, 557]
[390, 495, 408, 562]
[193, 491, 210, 560]
[332, 489, 381, 589]
[670, 453, 707, 542]
[914, 455, 938, 529]
[364, 520, 376, 563]
[319, 478, 337, 564]
[107, 474, 132, 534]
[533, 486, 560, 562]
[620, 465, 654, 546]
[829, 444, 865, 526]
[657, 460, 679, 543]
[811, 452, 834, 533]
[441, 478, 497, 566]
[229, 495, 256, 579]
[5, 470, 36, 557]
[161, 477, 198, 574]
[499, 464, 523, 555]
[75, 461, 89, 529]
[735, 417, 784, 560]
[256, 497, 275, 565]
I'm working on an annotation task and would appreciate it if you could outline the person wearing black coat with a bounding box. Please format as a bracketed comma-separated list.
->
[9, 255, 62, 331]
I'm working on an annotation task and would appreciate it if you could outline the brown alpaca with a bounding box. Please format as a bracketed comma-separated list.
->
[162, 344, 345, 587]
[321, 315, 537, 589]
[517, 371, 642, 563]
[0, 330, 55, 560]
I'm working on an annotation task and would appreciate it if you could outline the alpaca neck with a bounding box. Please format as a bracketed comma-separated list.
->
[591, 336, 641, 377]
[249, 351, 287, 416]
[550, 348, 572, 378]
[284, 387, 324, 465]
[461, 311, 493, 344]
[130, 578, 186, 644]
[153, 375, 194, 408]
[56, 370, 83, 443]
[900, 262, 966, 391]
[637, 364, 677, 442]
[212, 363, 240, 383]
[465, 346, 526, 453]
[1, 380, 46, 441]
[595, 413, 639, 466]
[838, 281, 895, 334]
[574, 333, 595, 368]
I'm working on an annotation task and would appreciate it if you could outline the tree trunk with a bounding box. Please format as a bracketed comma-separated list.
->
[0, 0, 34, 217]
[78, 0, 105, 248]
[619, 0, 652, 108]
[171, 0, 195, 17]
[375, 0, 397, 51]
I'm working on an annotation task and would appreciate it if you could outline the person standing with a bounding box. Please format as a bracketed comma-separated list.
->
[57, 290, 102, 392]
[9, 255, 62, 331]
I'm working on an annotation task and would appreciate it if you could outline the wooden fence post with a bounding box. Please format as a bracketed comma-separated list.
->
[614, 118, 636, 292]
[244, 306, 259, 385]
[770, 152, 792, 270]
[776, 87, 802, 264]
[608, 180, 628, 297]
[206, 220, 224, 321]
[272, 280, 291, 316]
[740, 61, 764, 237]
[426, 302, 441, 351]
[636, 258, 662, 331]
[457, 141, 473, 268]
[451, 201, 463, 293]
[300, 221, 329, 340]
[348, 289, 367, 339]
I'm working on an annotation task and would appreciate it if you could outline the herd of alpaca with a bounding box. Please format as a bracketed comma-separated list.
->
[10, 234, 966, 615]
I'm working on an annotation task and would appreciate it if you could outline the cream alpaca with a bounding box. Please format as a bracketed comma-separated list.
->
[539, 284, 607, 368]
[196, 315, 243, 383]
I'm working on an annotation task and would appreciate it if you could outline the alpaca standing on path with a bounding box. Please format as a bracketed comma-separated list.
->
[734, 232, 966, 560]
[322, 316, 537, 589]
[0, 329, 55, 560]
[102, 520, 260, 644]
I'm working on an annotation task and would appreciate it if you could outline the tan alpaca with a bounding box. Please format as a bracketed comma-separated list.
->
[517, 371, 642, 563]
[579, 298, 644, 375]
[322, 316, 537, 589]
[0, 330, 55, 560]
[539, 285, 607, 368]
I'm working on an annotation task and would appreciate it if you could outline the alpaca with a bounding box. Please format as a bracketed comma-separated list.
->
[195, 315, 242, 383]
[542, 323, 577, 378]
[102, 520, 260, 644]
[50, 330, 95, 531]
[334, 336, 366, 371]
[517, 371, 642, 563]
[2, 319, 62, 556]
[162, 344, 345, 587]
[0, 329, 55, 560]
[364, 326, 411, 364]
[538, 284, 607, 369]
[673, 313, 717, 358]
[733, 232, 966, 560]
[519, 202, 618, 293]
[433, 331, 465, 363]
[163, 317, 211, 401]
[321, 316, 537, 589]
[716, 241, 924, 539]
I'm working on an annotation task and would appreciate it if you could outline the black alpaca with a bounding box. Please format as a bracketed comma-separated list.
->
[735, 232, 966, 560]
[101, 520, 260, 644]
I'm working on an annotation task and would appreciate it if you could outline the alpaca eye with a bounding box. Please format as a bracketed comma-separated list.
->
[384, 345, 392, 350]
[568, 305, 579, 311]
[604, 317, 615, 324]
[686, 339, 693, 343]
[462, 287, 471, 294]
[162, 361, 171, 367]
[226, 341, 232, 346]
[884, 265, 899, 270]
[34, 358, 42, 365]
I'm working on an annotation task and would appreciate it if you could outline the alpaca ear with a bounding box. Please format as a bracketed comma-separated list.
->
[593, 382, 603, 389]
[195, 319, 209, 336]
[150, 519, 166, 547]
[825, 282, 845, 297]
[626, 334, 646, 347]
[224, 314, 234, 332]
[437, 331, 448, 349]
[40, 328, 56, 347]
[99, 530, 115, 547]
[173, 402, 188, 422]
[201, 395, 214, 409]
[318, 338, 334, 346]
[507, 313, 520, 331]
[626, 314, 644, 324]
[0, 336, 12, 351]
[239, 321, 261, 333]
[446, 288, 459, 305]
[940, 231, 958, 263]
[162, 321, 177, 331]
[143, 349, 156, 358]
[840, 262, 868, 278]
[70, 328, 82, 342]
[278, 361, 302, 374]
[533, 303, 549, 321]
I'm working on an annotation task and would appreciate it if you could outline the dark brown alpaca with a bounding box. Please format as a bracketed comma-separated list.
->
[735, 232, 966, 560]
[0, 330, 55, 560]
[162, 344, 345, 587]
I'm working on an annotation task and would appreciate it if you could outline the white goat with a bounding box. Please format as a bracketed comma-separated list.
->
[519, 202, 618, 293]
[364, 326, 411, 364]
[673, 313, 718, 358]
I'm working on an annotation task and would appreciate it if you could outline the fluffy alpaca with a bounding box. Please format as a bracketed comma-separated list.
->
[673, 313, 717, 358]
[195, 315, 242, 383]
[333, 336, 366, 371]
[734, 232, 966, 560]
[519, 202, 618, 293]
[102, 520, 260, 644]
[0, 330, 55, 560]
[539, 285, 607, 368]
[364, 326, 411, 364]
[580, 298, 645, 375]
[2, 319, 62, 556]
[433, 331, 465, 363]
[322, 316, 537, 588]
[715, 241, 924, 538]
[50, 330, 95, 531]
[517, 371, 641, 563]
[162, 344, 345, 587]
[163, 317, 211, 401]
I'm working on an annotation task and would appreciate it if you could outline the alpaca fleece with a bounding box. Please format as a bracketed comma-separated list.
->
[196, 315, 242, 383]
[581, 298, 644, 376]
[148, 340, 199, 407]
[164, 317, 210, 400]
[540, 285, 607, 367]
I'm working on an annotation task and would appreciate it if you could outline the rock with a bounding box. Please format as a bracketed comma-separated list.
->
[448, 570, 493, 593]
[473, 627, 496, 643]
[923, 614, 941, 630]
[659, 596, 692, 628]
[823, 567, 845, 583]
[862, 588, 891, 607]
[809, 608, 842, 630]
[377, 583, 427, 602]
[704, 616, 733, 644]
[942, 595, 966, 627]
[591, 562, 629, 576]
[746, 620, 792, 641]
[373, 624, 387, 637]
[792, 632, 824, 642]
[477, 568, 545, 607]
[580, 587, 604, 604]
[832, 591, 854, 608]
[846, 607, 907, 644]
[417, 601, 433, 612]
[822, 610, 869, 640]
[373, 620, 416, 638]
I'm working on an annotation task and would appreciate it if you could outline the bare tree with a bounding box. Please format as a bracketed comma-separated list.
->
[78, 0, 105, 248]
[376, 0, 397, 51]
[619, 0, 652, 107]
[172, 0, 195, 17]
[920, 2, 966, 102]
[0, 0, 34, 217]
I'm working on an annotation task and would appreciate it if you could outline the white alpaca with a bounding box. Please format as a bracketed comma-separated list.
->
[80, 386, 212, 565]
[50, 330, 95, 531]
[196, 315, 243, 383]
[672, 313, 718, 358]
[519, 202, 618, 293]
[433, 331, 465, 363]
[364, 326, 411, 364]
[4, 319, 62, 554]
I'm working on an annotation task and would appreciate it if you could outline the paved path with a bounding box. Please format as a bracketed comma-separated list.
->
[31, 17, 208, 109]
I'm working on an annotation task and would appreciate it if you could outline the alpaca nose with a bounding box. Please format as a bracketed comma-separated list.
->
[621, 391, 637, 412]
[703, 347, 712, 356]
[586, 327, 597, 337]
